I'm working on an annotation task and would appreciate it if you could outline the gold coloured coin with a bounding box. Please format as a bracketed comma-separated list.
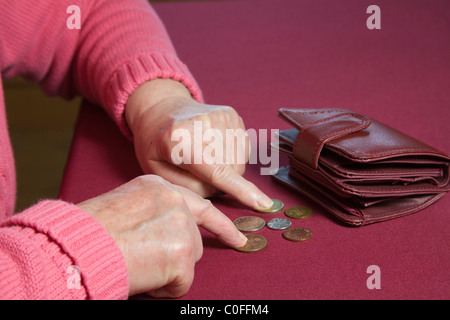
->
[282, 227, 312, 242]
[234, 234, 268, 253]
[285, 206, 313, 219]
[258, 199, 284, 214]
[233, 216, 266, 232]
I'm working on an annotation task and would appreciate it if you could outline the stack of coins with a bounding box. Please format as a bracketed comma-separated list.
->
[233, 199, 313, 253]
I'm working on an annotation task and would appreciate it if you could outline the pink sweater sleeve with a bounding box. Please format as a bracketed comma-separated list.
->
[0, 201, 129, 299]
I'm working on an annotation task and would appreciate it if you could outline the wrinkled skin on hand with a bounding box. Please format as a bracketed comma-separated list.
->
[125, 79, 273, 211]
[78, 175, 247, 298]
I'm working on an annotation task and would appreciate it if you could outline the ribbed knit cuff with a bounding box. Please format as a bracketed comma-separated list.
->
[103, 52, 204, 140]
[2, 200, 129, 300]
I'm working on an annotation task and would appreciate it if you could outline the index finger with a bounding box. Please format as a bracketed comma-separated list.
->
[187, 163, 274, 211]
[173, 185, 248, 248]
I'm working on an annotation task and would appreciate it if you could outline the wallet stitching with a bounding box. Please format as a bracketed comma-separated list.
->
[339, 183, 444, 193]
[280, 109, 351, 129]
[310, 114, 370, 168]
[290, 157, 445, 194]
[330, 146, 448, 159]
[325, 162, 443, 175]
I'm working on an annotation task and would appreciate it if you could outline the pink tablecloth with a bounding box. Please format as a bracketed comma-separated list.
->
[59, 0, 450, 299]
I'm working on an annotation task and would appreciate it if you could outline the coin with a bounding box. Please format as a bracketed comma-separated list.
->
[267, 218, 292, 230]
[285, 206, 313, 219]
[233, 216, 266, 232]
[258, 199, 284, 214]
[282, 227, 312, 242]
[234, 234, 268, 253]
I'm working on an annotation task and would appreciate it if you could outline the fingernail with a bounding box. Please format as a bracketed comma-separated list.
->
[257, 194, 273, 210]
[239, 232, 248, 245]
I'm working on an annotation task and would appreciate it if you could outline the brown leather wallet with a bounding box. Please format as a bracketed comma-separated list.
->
[272, 108, 450, 226]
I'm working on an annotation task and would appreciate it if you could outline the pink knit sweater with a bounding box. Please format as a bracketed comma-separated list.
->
[0, 0, 202, 299]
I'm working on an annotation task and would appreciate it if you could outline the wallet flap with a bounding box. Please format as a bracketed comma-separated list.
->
[278, 108, 371, 169]
[278, 108, 450, 164]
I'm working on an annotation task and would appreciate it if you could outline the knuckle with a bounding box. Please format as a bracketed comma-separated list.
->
[132, 174, 163, 185]
[170, 239, 196, 266]
[170, 209, 192, 229]
[218, 105, 235, 113]
[235, 164, 246, 176]
[166, 191, 185, 208]
[131, 175, 149, 186]
[202, 198, 213, 207]
[165, 209, 201, 261]
[218, 105, 238, 121]
[209, 165, 232, 185]
[173, 241, 194, 262]
[223, 106, 240, 120]
[197, 198, 213, 218]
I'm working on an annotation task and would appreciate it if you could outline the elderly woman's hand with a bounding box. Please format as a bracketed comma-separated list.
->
[78, 174, 247, 297]
[125, 79, 273, 211]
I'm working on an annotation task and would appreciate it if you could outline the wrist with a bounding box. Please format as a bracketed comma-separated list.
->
[125, 78, 193, 131]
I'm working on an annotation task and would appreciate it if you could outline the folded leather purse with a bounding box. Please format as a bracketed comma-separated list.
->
[272, 108, 450, 226]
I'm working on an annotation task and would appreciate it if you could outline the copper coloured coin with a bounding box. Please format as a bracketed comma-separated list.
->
[234, 234, 268, 253]
[282, 227, 312, 242]
[233, 216, 266, 232]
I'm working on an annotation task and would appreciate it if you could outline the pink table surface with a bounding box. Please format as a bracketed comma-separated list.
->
[59, 0, 450, 299]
